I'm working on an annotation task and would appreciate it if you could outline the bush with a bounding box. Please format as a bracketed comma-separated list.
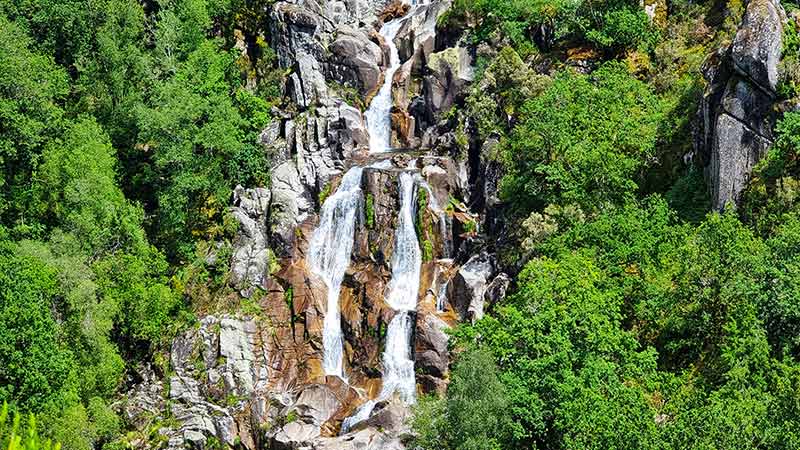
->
[500, 62, 662, 213]
[411, 347, 512, 450]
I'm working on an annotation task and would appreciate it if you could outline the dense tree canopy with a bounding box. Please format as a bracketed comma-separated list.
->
[2, 0, 800, 447]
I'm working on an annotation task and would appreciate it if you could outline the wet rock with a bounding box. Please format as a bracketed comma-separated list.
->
[361, 398, 410, 433]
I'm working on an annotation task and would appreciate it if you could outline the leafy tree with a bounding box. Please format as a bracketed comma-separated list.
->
[0, 16, 68, 229]
[456, 251, 662, 449]
[34, 118, 148, 256]
[411, 347, 512, 450]
[0, 246, 76, 412]
[94, 248, 181, 351]
[585, 4, 659, 52]
[137, 39, 268, 259]
[500, 62, 662, 213]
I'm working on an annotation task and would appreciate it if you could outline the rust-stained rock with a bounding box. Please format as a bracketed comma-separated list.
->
[379, 0, 410, 23]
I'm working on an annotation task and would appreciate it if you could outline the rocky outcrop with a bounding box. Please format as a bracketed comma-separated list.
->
[328, 27, 385, 96]
[424, 46, 474, 115]
[231, 186, 272, 297]
[698, 0, 786, 210]
[415, 314, 450, 393]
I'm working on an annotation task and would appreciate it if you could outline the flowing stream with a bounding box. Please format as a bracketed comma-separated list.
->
[365, 17, 405, 153]
[309, 8, 425, 431]
[307, 167, 364, 379]
[342, 172, 421, 432]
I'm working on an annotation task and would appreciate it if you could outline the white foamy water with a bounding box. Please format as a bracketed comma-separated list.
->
[384, 173, 422, 312]
[307, 167, 364, 379]
[365, 17, 406, 153]
[342, 172, 422, 433]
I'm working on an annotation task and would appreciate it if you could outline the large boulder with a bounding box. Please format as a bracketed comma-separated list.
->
[415, 314, 450, 393]
[730, 0, 785, 92]
[424, 46, 474, 115]
[450, 252, 494, 321]
[328, 27, 385, 95]
[230, 186, 271, 297]
[273, 421, 321, 449]
[698, 0, 786, 210]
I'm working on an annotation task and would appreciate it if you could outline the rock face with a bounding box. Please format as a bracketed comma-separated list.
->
[698, 0, 786, 210]
[424, 46, 474, 115]
[230, 186, 272, 297]
[131, 1, 518, 448]
[328, 27, 385, 96]
[730, 0, 785, 92]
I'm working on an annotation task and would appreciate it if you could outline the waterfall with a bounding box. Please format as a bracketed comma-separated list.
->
[365, 16, 406, 153]
[385, 173, 422, 313]
[307, 167, 364, 379]
[418, 178, 451, 258]
[341, 172, 421, 433]
[381, 172, 421, 401]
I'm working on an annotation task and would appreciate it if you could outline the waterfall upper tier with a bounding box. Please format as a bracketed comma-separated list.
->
[365, 16, 406, 153]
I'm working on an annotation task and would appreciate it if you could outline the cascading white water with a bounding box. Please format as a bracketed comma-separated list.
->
[380, 172, 421, 400]
[342, 172, 421, 433]
[384, 172, 422, 313]
[307, 167, 365, 379]
[365, 17, 406, 153]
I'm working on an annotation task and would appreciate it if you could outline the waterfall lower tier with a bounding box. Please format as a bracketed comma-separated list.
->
[385, 172, 422, 311]
[307, 167, 364, 379]
[341, 172, 421, 433]
[381, 310, 417, 402]
[365, 17, 405, 153]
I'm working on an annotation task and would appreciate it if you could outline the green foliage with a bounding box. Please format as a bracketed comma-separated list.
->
[0, 16, 68, 228]
[365, 193, 375, 229]
[778, 18, 800, 99]
[0, 248, 75, 412]
[94, 248, 180, 350]
[0, 0, 281, 444]
[742, 112, 800, 235]
[465, 47, 549, 140]
[411, 347, 512, 450]
[0, 403, 61, 450]
[456, 250, 661, 448]
[500, 62, 662, 213]
[585, 5, 660, 52]
[444, 0, 659, 52]
[35, 118, 147, 256]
